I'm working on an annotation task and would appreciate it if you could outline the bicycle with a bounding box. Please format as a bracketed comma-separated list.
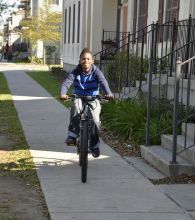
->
[62, 94, 106, 183]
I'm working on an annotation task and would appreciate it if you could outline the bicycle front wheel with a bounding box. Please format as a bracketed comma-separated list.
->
[80, 121, 89, 183]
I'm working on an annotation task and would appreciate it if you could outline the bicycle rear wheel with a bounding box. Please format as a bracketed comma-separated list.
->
[76, 139, 82, 166]
[80, 121, 89, 183]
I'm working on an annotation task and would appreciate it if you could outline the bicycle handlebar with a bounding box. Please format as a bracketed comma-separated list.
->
[60, 94, 114, 101]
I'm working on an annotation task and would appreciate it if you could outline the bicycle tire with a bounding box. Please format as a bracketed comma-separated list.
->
[77, 139, 82, 166]
[80, 121, 89, 183]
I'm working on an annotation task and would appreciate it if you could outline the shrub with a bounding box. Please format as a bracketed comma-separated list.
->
[50, 66, 67, 82]
[51, 66, 63, 74]
[104, 52, 149, 92]
[101, 99, 147, 143]
[101, 98, 174, 145]
[31, 56, 43, 64]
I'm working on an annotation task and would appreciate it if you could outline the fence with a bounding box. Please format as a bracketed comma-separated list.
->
[93, 16, 195, 99]
[94, 16, 195, 156]
[171, 56, 195, 163]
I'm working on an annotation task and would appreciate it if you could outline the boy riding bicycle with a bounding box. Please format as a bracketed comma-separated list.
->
[61, 47, 113, 158]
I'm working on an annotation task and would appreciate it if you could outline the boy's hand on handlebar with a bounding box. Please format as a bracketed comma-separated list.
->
[61, 94, 69, 100]
[105, 93, 114, 100]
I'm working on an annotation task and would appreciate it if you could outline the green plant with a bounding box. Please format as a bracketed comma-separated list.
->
[158, 57, 168, 72]
[46, 45, 56, 56]
[104, 52, 149, 92]
[50, 66, 67, 82]
[31, 56, 43, 64]
[101, 97, 175, 145]
[51, 66, 64, 74]
[14, 57, 31, 63]
[46, 45, 56, 67]
[101, 99, 147, 143]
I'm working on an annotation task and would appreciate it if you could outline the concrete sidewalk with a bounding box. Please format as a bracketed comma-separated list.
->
[2, 64, 194, 220]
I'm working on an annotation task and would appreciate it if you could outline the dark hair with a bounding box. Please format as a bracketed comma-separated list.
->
[80, 47, 92, 58]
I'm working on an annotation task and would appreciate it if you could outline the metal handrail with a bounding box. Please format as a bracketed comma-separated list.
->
[172, 56, 195, 163]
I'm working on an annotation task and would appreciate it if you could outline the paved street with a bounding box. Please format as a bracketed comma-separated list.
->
[1, 62, 195, 220]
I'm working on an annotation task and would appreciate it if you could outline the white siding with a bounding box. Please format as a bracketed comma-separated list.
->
[61, 0, 118, 70]
[62, 0, 82, 68]
[127, 0, 134, 33]
[102, 0, 117, 31]
[147, 0, 159, 24]
[92, 0, 103, 54]
[179, 0, 191, 20]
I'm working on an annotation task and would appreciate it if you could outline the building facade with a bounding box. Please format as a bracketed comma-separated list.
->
[61, 0, 118, 71]
[61, 0, 195, 71]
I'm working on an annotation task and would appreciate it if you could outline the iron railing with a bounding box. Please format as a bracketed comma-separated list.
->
[171, 56, 195, 163]
[146, 40, 195, 147]
[95, 16, 195, 157]
[93, 16, 195, 99]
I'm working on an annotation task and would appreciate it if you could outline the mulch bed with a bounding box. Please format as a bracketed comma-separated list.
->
[100, 128, 141, 157]
[150, 174, 195, 184]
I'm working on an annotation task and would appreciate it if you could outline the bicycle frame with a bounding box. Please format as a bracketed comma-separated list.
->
[62, 94, 110, 182]
[78, 99, 93, 151]
[73, 95, 98, 183]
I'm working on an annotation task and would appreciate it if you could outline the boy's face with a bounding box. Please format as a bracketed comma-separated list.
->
[80, 52, 94, 73]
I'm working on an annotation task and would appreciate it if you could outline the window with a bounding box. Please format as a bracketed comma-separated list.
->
[158, 0, 164, 42]
[135, 0, 148, 42]
[137, 0, 148, 31]
[133, 0, 137, 33]
[64, 9, 67, 44]
[72, 4, 75, 43]
[68, 6, 71, 44]
[158, 0, 164, 25]
[64, 1, 80, 45]
[165, 0, 180, 22]
[77, 1, 80, 43]
[163, 0, 179, 41]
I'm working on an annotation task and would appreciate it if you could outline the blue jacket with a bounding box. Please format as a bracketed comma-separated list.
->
[61, 64, 112, 96]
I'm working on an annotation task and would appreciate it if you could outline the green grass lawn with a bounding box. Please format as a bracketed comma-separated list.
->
[27, 70, 72, 108]
[0, 72, 39, 186]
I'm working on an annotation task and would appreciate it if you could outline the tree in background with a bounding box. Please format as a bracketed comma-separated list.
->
[19, 0, 61, 64]
[0, 0, 18, 25]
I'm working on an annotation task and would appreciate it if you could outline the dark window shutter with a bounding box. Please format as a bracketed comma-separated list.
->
[158, 0, 164, 42]
[133, 0, 137, 33]
[171, 0, 179, 21]
[158, 0, 164, 25]
[138, 0, 148, 30]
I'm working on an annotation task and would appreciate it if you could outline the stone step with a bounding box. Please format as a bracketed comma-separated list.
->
[145, 74, 167, 85]
[140, 144, 195, 176]
[182, 123, 195, 141]
[161, 134, 195, 164]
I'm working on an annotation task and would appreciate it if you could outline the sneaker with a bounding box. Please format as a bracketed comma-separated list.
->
[65, 136, 76, 145]
[91, 147, 100, 158]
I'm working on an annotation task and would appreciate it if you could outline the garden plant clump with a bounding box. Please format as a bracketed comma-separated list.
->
[100, 98, 173, 146]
